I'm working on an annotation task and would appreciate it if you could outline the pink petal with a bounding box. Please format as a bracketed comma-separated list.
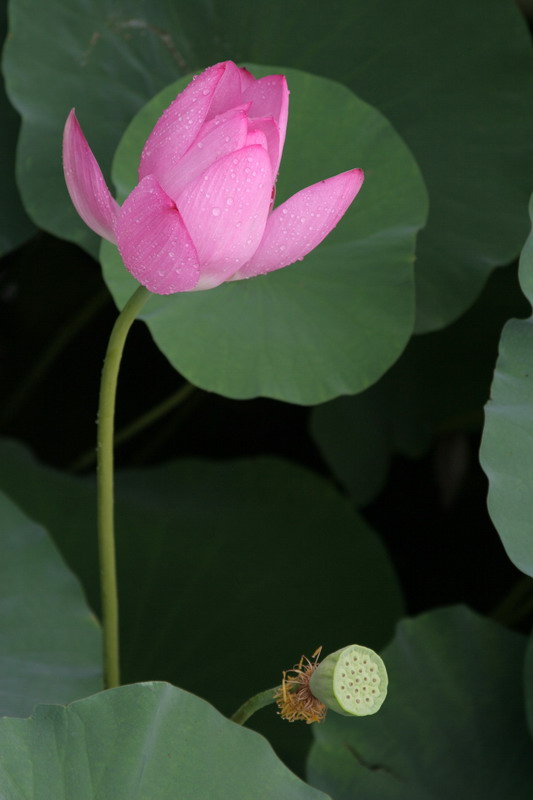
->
[247, 116, 280, 176]
[207, 61, 246, 119]
[115, 175, 200, 294]
[239, 67, 256, 92]
[62, 110, 119, 243]
[139, 64, 224, 184]
[159, 107, 249, 202]
[244, 128, 268, 150]
[198, 102, 251, 139]
[242, 75, 289, 163]
[234, 169, 364, 279]
[177, 145, 273, 289]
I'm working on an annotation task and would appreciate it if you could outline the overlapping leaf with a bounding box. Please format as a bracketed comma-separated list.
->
[4, 0, 533, 329]
[312, 264, 529, 506]
[0, 682, 330, 800]
[0, 439, 403, 767]
[308, 606, 533, 799]
[480, 196, 533, 577]
[0, 490, 101, 718]
[0, 4, 34, 255]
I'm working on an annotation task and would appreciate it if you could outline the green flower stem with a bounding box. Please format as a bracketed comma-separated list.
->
[98, 285, 151, 689]
[71, 381, 195, 472]
[231, 687, 279, 725]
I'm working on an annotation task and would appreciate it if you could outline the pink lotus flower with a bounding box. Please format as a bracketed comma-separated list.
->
[63, 61, 364, 294]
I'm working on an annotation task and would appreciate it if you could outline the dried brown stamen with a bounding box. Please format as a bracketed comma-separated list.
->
[274, 647, 327, 724]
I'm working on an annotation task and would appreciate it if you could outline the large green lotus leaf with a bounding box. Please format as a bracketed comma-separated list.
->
[480, 196, 533, 577]
[0, 4, 34, 255]
[312, 263, 529, 506]
[307, 606, 533, 799]
[0, 439, 403, 768]
[0, 682, 329, 800]
[4, 0, 533, 331]
[0, 490, 101, 718]
[101, 67, 424, 404]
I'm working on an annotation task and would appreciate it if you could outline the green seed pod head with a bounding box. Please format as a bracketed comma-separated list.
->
[309, 644, 388, 717]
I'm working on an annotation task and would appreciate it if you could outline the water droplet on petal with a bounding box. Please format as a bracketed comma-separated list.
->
[212, 207, 221, 217]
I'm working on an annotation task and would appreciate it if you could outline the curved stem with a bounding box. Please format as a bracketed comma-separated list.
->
[231, 687, 279, 725]
[98, 285, 151, 689]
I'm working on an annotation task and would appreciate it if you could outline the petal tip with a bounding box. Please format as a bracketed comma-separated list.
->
[62, 110, 118, 243]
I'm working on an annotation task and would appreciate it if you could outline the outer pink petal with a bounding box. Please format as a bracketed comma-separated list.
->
[115, 175, 200, 294]
[207, 61, 246, 119]
[139, 64, 224, 184]
[234, 169, 364, 280]
[242, 75, 289, 163]
[178, 145, 273, 289]
[62, 110, 119, 243]
[160, 107, 249, 202]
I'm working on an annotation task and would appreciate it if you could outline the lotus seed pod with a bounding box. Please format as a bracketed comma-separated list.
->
[309, 644, 388, 716]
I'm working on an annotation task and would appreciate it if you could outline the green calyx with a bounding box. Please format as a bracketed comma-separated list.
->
[309, 644, 388, 717]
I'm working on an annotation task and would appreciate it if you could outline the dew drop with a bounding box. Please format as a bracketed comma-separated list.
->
[212, 207, 221, 217]
[226, 197, 234, 206]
